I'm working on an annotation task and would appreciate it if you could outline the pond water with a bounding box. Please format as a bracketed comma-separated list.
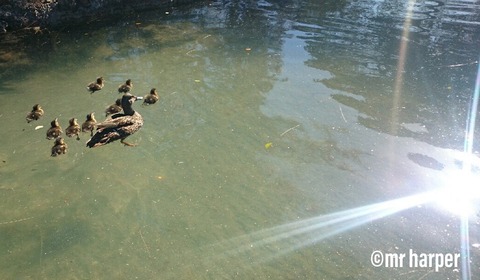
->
[1, 0, 480, 279]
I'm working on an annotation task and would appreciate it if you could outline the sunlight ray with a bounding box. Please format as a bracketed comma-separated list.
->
[459, 57, 480, 280]
[215, 191, 435, 263]
[390, 0, 415, 136]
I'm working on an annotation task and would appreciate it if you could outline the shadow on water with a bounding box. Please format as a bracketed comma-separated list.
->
[0, 1, 206, 92]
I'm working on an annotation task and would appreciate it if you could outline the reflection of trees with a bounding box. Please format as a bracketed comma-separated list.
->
[295, 0, 480, 150]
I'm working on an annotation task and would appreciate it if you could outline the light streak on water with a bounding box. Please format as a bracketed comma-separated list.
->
[459, 57, 480, 280]
[390, 0, 415, 137]
[216, 192, 436, 264]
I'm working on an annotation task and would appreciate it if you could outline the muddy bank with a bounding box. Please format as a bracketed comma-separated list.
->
[0, 0, 202, 32]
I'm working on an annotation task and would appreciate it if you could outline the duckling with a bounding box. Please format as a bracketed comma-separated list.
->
[66, 118, 81, 140]
[105, 98, 122, 117]
[81, 113, 97, 136]
[26, 104, 44, 123]
[143, 88, 159, 105]
[118, 79, 133, 93]
[51, 137, 67, 157]
[46, 118, 63, 140]
[87, 77, 105, 93]
[87, 93, 144, 148]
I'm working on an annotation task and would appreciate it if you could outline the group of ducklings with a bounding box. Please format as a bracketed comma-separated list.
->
[87, 77, 160, 105]
[27, 77, 160, 157]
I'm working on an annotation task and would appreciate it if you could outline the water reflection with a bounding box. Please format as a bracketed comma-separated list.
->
[1, 0, 480, 279]
[296, 0, 480, 150]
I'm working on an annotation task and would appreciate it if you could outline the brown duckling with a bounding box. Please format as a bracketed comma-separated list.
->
[46, 118, 63, 140]
[143, 88, 159, 105]
[87, 77, 105, 93]
[81, 113, 97, 136]
[118, 79, 133, 93]
[51, 137, 67, 157]
[105, 98, 122, 117]
[26, 104, 44, 123]
[66, 118, 81, 140]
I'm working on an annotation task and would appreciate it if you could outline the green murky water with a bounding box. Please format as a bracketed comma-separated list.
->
[1, 0, 480, 279]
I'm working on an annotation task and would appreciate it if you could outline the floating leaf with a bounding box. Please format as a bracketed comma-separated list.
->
[264, 142, 273, 149]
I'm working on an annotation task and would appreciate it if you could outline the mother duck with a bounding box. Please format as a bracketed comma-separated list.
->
[86, 93, 143, 148]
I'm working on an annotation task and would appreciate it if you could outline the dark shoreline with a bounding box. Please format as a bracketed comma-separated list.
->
[0, 0, 202, 33]
[0, 0, 205, 80]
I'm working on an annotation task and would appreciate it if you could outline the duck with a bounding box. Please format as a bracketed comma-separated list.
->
[118, 79, 133, 93]
[51, 137, 67, 157]
[143, 88, 159, 105]
[46, 118, 63, 140]
[81, 113, 97, 136]
[26, 104, 44, 123]
[66, 118, 81, 140]
[87, 77, 105, 93]
[105, 98, 122, 117]
[87, 93, 144, 148]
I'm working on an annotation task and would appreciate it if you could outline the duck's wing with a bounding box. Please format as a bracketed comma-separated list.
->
[86, 127, 125, 148]
[96, 114, 135, 130]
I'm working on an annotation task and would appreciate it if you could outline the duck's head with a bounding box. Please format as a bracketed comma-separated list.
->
[51, 118, 59, 127]
[150, 88, 157, 95]
[122, 93, 142, 105]
[33, 104, 42, 111]
[69, 118, 78, 125]
[115, 98, 122, 106]
[96, 77, 104, 84]
[121, 93, 142, 115]
[126, 79, 132, 86]
[86, 112, 96, 122]
[54, 137, 65, 145]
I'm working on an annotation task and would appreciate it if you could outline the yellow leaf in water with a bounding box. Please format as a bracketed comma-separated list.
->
[264, 142, 273, 149]
[194, 79, 201, 83]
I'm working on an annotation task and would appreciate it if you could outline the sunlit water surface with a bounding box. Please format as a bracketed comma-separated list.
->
[1, 0, 480, 279]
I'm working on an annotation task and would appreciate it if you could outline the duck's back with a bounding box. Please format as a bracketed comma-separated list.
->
[86, 112, 143, 148]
